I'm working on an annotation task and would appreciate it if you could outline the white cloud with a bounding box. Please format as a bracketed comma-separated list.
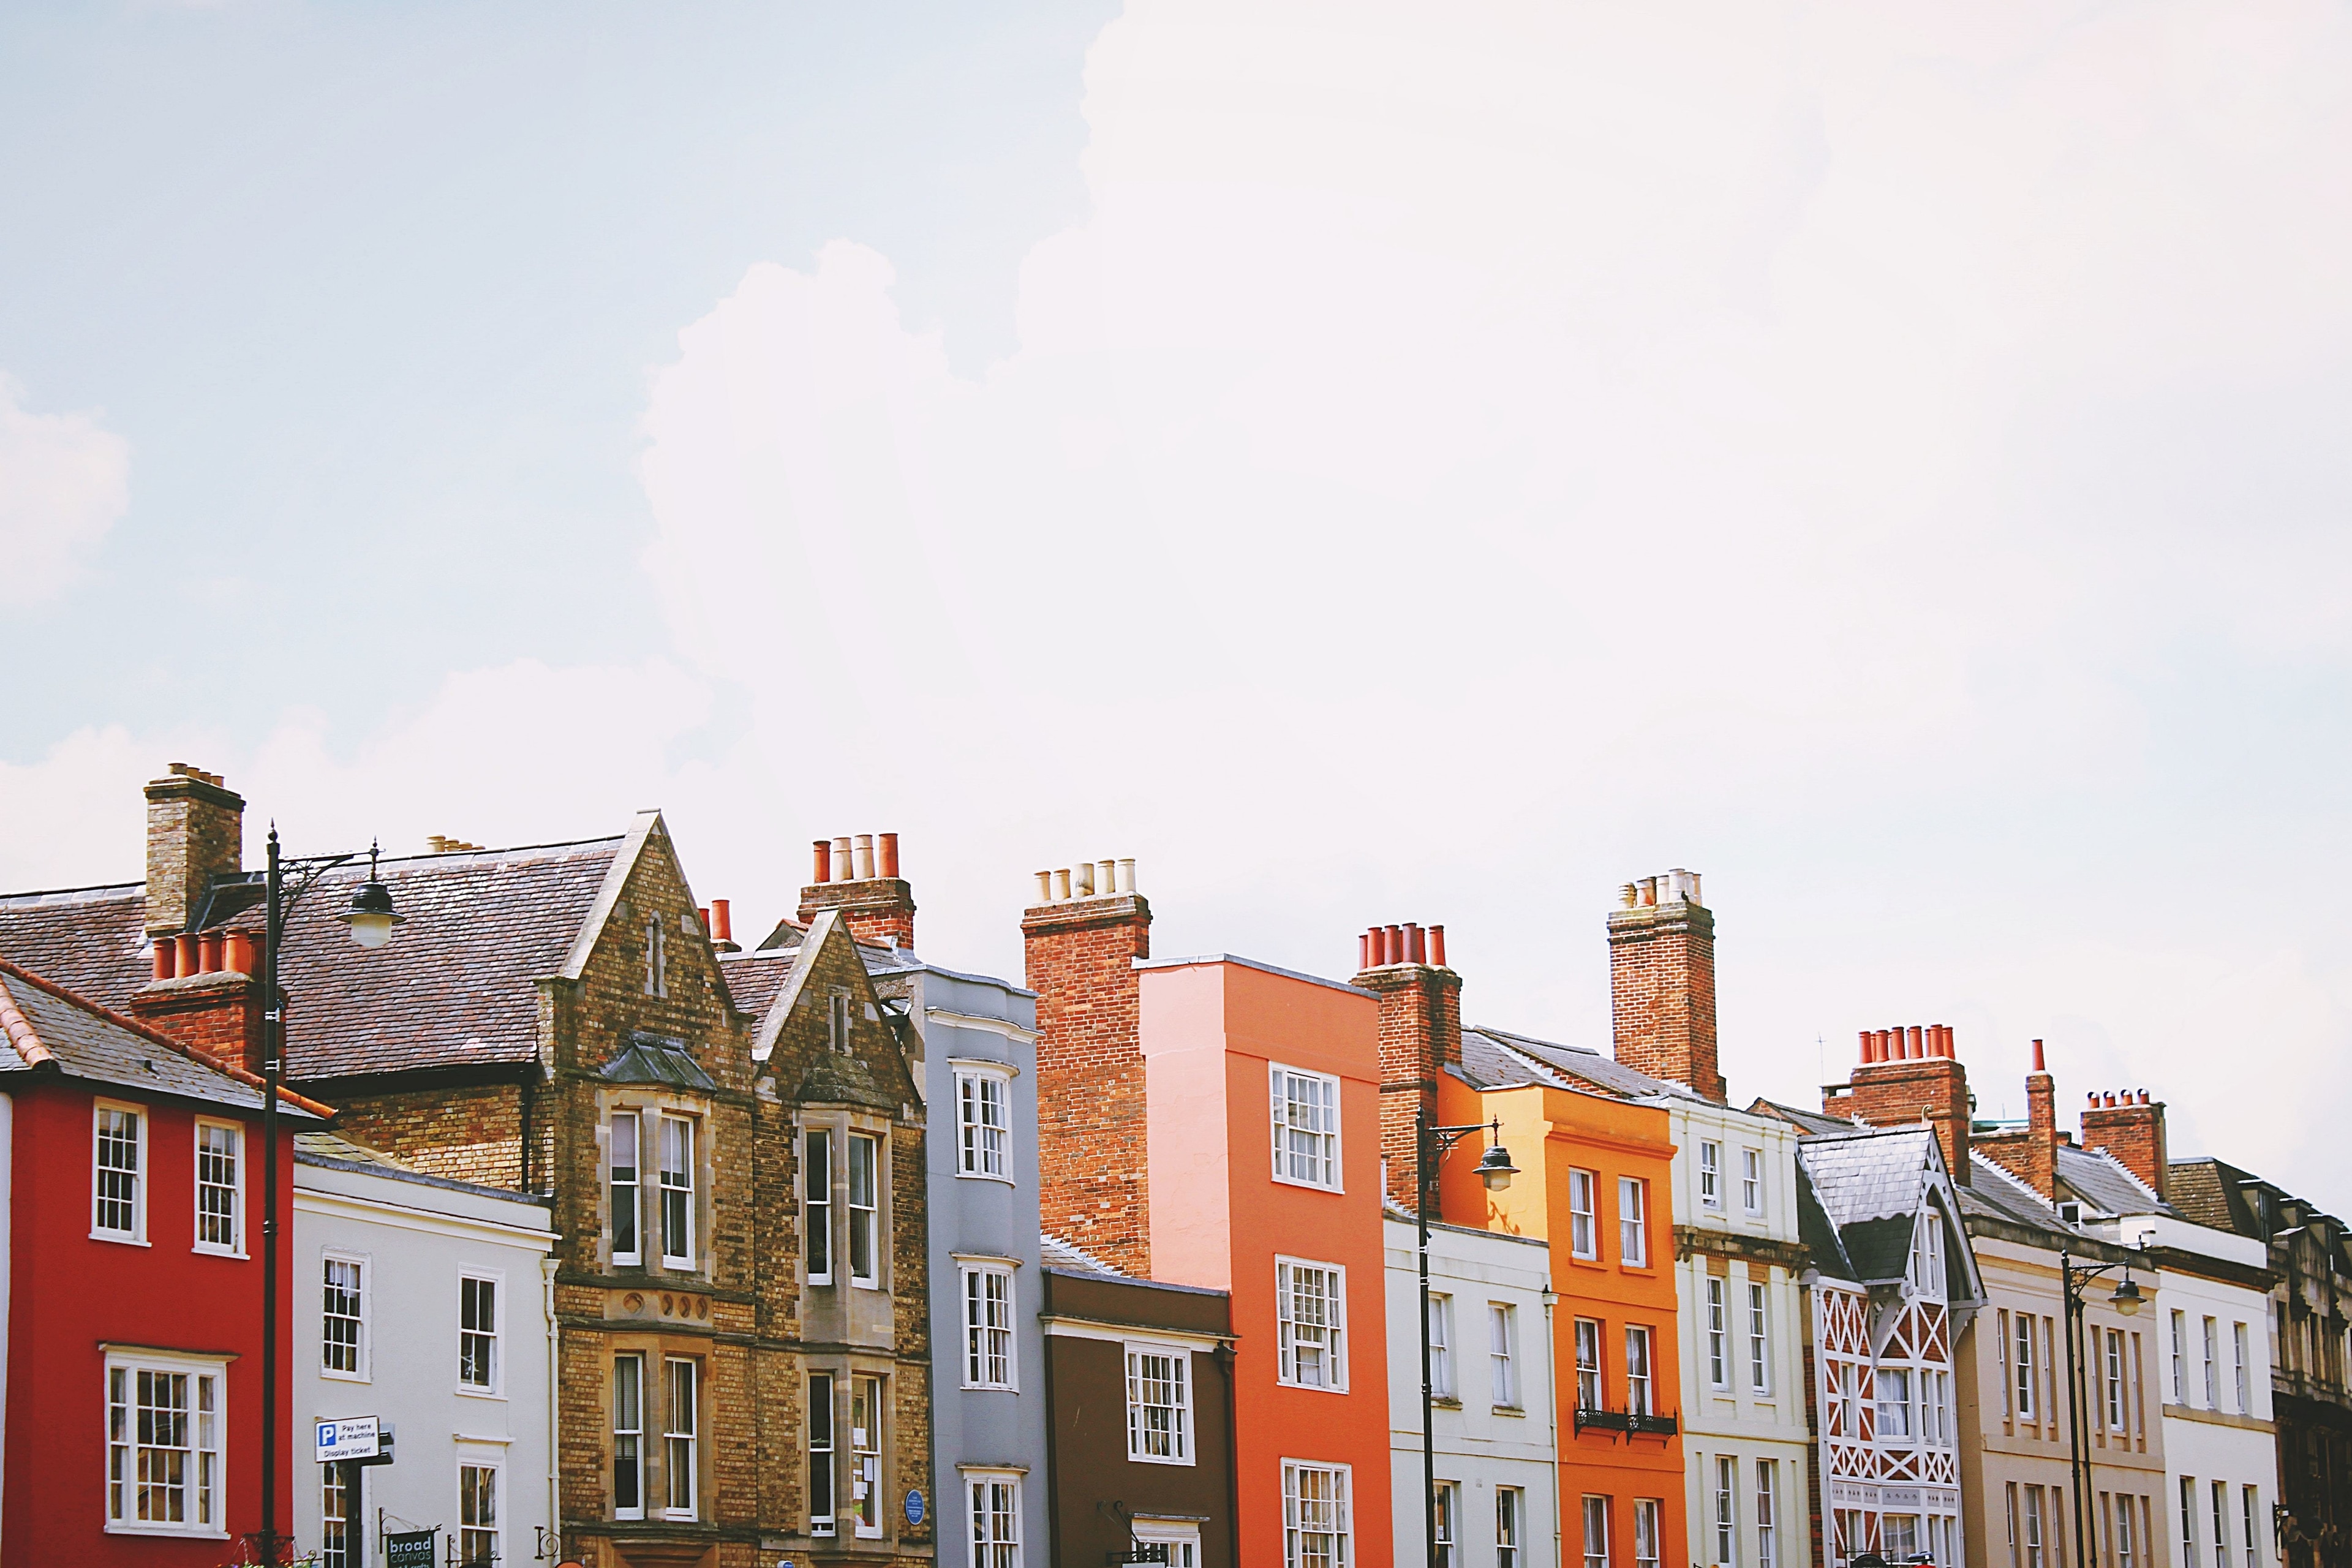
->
[635, 0, 2352, 1200]
[0, 375, 130, 606]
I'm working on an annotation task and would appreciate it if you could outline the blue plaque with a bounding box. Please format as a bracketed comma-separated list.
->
[905, 1487, 926, 1526]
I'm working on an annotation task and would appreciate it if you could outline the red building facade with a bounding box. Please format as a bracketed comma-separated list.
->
[0, 957, 323, 1566]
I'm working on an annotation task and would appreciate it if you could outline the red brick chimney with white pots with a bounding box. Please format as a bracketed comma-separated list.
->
[1023, 858, 1152, 1276]
[1352, 921, 1463, 1210]
[1822, 1022, 1973, 1185]
[2079, 1088, 2167, 1202]
[1607, 869, 1728, 1101]
[797, 832, 916, 949]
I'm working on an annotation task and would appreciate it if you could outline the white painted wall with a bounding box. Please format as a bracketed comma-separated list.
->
[2117, 1216, 2280, 1568]
[1387, 1214, 1558, 1568]
[292, 1148, 554, 1567]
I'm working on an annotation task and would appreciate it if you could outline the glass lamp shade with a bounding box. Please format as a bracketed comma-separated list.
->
[338, 880, 402, 949]
[2111, 1276, 2144, 1316]
[1476, 1142, 1518, 1193]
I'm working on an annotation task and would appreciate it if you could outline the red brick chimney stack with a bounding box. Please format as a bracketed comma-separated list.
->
[797, 832, 916, 949]
[144, 764, 243, 937]
[1607, 869, 1727, 1101]
[1822, 1021, 1973, 1185]
[1353, 921, 1464, 1210]
[1024, 858, 1152, 1275]
[2079, 1087, 2167, 1202]
[1973, 1039, 2060, 1200]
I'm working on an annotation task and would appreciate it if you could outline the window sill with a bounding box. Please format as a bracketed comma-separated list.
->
[1491, 1404, 1526, 1418]
[1274, 1380, 1350, 1395]
[1430, 1396, 1463, 1409]
[962, 1382, 1019, 1394]
[455, 1387, 507, 1401]
[1270, 1174, 1344, 1196]
[955, 1170, 1016, 1186]
[193, 1245, 247, 1260]
[91, 1231, 151, 1247]
[1126, 1451, 1197, 1468]
[105, 1523, 229, 1539]
[323, 1370, 371, 1384]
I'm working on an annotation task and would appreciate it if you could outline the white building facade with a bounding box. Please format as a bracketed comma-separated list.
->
[293, 1133, 556, 1568]
[2116, 1213, 2281, 1568]
[1665, 1099, 1815, 1568]
[1387, 1213, 1558, 1568]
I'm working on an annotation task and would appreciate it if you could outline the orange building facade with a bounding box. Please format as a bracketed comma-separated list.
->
[1141, 955, 1397, 1568]
[1450, 1072, 1689, 1568]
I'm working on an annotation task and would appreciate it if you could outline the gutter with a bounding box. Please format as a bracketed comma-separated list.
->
[544, 1256, 560, 1561]
[1544, 1287, 1562, 1568]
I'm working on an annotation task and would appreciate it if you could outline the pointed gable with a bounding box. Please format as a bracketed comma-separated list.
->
[754, 911, 918, 1112]
[1798, 1124, 1982, 1305]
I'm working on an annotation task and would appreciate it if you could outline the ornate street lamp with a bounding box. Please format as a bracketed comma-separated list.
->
[255, 832, 401, 1564]
[2057, 1246, 2146, 1568]
[1415, 1107, 1516, 1568]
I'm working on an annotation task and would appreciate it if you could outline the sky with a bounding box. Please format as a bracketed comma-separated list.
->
[4, 0, 2350, 1205]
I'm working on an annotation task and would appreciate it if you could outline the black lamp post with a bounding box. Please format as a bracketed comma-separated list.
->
[254, 831, 401, 1565]
[2057, 1247, 2144, 1568]
[1414, 1107, 1517, 1568]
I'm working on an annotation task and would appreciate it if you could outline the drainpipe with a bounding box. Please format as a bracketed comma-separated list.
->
[543, 1254, 560, 1559]
[1543, 1288, 1562, 1568]
[1218, 1342, 1240, 1568]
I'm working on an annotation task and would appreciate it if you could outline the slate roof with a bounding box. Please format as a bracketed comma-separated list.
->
[0, 957, 326, 1119]
[2056, 1142, 2168, 1218]
[1041, 1231, 1125, 1277]
[0, 836, 626, 1084]
[718, 952, 793, 1018]
[1795, 1159, 1856, 1279]
[1458, 1023, 1705, 1102]
[0, 882, 154, 1012]
[271, 838, 623, 1081]
[1961, 1153, 2065, 1231]
[2166, 1158, 2248, 1235]
[600, 1035, 717, 1093]
[296, 1129, 553, 1207]
[1795, 1125, 1964, 1285]
[1749, 1096, 1856, 1137]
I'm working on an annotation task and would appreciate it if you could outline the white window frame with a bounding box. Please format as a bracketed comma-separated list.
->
[1269, 1063, 1343, 1191]
[804, 1126, 833, 1286]
[1569, 1169, 1598, 1259]
[1583, 1495, 1610, 1568]
[1699, 1141, 1722, 1208]
[2171, 1310, 2188, 1403]
[1125, 1340, 1195, 1465]
[1428, 1292, 1455, 1401]
[2232, 1322, 2250, 1412]
[848, 1131, 881, 1289]
[1707, 1278, 1729, 1388]
[1619, 1177, 1649, 1266]
[1747, 1281, 1771, 1394]
[1490, 1302, 1520, 1409]
[1756, 1459, 1778, 1568]
[1575, 1317, 1603, 1411]
[1134, 1518, 1203, 1568]
[1275, 1256, 1348, 1392]
[1635, 1498, 1663, 1568]
[962, 1262, 1018, 1390]
[322, 1250, 371, 1382]
[1497, 1484, 1524, 1568]
[1877, 1365, 1913, 1438]
[644, 914, 667, 998]
[1436, 1483, 1460, 1568]
[1742, 1147, 1764, 1215]
[614, 1352, 647, 1521]
[807, 1371, 835, 1537]
[662, 1356, 699, 1521]
[955, 1062, 1014, 1182]
[104, 1348, 228, 1537]
[1715, 1454, 1739, 1566]
[191, 1117, 244, 1256]
[658, 1113, 696, 1270]
[851, 1374, 884, 1538]
[967, 1469, 1022, 1568]
[2203, 1316, 2220, 1408]
[458, 1271, 503, 1398]
[1626, 1324, 1655, 1414]
[458, 1457, 502, 1566]
[2017, 1314, 2039, 1420]
[322, 1450, 357, 1568]
[92, 1099, 148, 1244]
[1281, 1458, 1353, 1568]
[609, 1109, 643, 1267]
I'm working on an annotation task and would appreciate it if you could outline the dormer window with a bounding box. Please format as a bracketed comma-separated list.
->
[1911, 1209, 1946, 1295]
[2059, 1202, 2082, 1224]
[828, 989, 853, 1054]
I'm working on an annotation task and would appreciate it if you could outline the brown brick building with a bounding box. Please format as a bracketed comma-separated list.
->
[0, 767, 935, 1568]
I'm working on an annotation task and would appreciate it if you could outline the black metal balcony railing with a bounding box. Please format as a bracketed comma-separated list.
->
[1573, 1403, 1678, 1439]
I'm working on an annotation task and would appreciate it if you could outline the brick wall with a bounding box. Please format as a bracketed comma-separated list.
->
[333, 1080, 528, 1187]
[126, 971, 262, 1077]
[1607, 892, 1727, 1102]
[1352, 955, 1462, 1210]
[1974, 1045, 2059, 1200]
[797, 878, 917, 950]
[1024, 893, 1152, 1275]
[1823, 1040, 1972, 1184]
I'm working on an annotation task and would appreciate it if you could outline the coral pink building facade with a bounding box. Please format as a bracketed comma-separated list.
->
[1140, 954, 1395, 1568]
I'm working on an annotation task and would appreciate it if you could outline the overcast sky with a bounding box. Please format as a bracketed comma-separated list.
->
[5, 1, 2350, 1205]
